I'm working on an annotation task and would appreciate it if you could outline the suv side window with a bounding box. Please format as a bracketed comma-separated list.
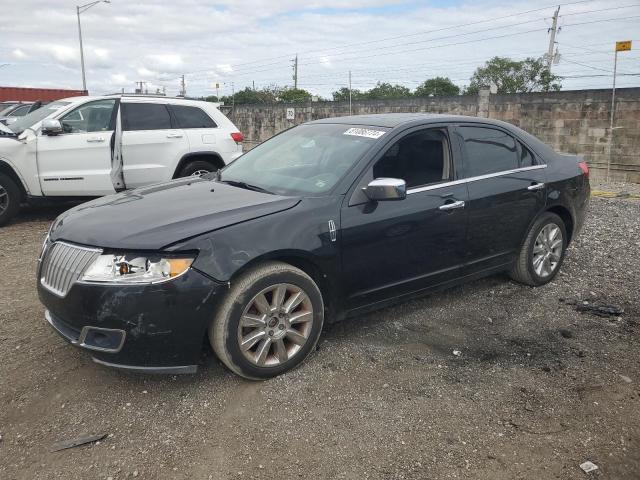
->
[59, 99, 116, 133]
[458, 126, 520, 177]
[372, 128, 451, 189]
[171, 105, 217, 128]
[122, 103, 172, 131]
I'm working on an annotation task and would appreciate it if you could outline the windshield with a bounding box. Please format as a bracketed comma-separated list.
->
[9, 101, 71, 134]
[220, 123, 388, 196]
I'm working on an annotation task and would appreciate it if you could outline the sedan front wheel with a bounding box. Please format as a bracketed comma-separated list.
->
[210, 261, 324, 379]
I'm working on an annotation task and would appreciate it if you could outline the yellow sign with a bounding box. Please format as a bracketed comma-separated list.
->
[616, 40, 632, 52]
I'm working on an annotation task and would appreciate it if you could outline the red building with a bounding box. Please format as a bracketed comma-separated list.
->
[0, 87, 88, 102]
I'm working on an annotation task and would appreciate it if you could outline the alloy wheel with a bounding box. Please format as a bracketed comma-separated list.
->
[532, 223, 563, 278]
[237, 283, 314, 367]
[191, 169, 210, 177]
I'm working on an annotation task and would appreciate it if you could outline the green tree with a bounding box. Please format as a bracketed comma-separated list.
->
[332, 87, 366, 102]
[279, 87, 312, 103]
[364, 82, 412, 99]
[414, 77, 460, 97]
[466, 57, 562, 95]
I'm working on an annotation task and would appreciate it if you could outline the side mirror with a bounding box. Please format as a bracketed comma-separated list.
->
[4, 117, 17, 126]
[41, 119, 63, 136]
[364, 178, 406, 201]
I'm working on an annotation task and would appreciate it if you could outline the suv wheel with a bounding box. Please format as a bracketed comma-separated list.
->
[0, 173, 21, 227]
[210, 261, 324, 380]
[510, 212, 567, 286]
[179, 160, 218, 177]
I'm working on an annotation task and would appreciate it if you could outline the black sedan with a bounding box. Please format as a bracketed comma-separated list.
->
[38, 114, 590, 379]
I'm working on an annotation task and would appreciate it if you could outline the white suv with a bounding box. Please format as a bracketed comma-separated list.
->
[0, 95, 243, 225]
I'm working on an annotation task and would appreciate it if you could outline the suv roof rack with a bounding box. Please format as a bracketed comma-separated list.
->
[103, 93, 197, 100]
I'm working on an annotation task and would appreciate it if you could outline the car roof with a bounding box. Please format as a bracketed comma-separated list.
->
[308, 113, 512, 128]
[308, 113, 556, 157]
[55, 95, 220, 108]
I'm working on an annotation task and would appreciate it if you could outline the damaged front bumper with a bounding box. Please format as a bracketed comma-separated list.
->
[38, 268, 226, 374]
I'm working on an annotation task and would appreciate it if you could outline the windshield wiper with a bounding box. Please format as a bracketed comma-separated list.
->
[219, 179, 273, 195]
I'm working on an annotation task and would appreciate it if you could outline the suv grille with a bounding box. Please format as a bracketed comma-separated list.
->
[40, 242, 102, 297]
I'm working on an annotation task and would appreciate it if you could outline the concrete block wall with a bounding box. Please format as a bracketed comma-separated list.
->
[230, 87, 640, 183]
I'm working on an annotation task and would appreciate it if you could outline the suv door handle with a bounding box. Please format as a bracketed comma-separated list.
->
[438, 200, 465, 211]
[86, 137, 105, 143]
[527, 182, 545, 191]
[166, 133, 183, 138]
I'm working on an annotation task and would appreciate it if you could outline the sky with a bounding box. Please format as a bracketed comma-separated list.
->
[0, 0, 639, 98]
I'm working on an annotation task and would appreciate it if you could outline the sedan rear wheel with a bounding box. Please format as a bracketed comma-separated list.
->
[210, 262, 324, 379]
[510, 212, 567, 286]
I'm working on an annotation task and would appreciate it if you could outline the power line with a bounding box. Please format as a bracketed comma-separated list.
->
[203, 0, 601, 72]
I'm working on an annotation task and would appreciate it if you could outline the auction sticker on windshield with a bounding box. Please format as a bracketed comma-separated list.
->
[343, 127, 386, 139]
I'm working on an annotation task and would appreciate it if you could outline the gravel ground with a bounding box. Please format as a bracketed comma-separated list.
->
[0, 187, 639, 480]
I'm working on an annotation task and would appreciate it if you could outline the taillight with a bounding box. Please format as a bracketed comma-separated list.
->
[230, 132, 244, 143]
[578, 160, 589, 178]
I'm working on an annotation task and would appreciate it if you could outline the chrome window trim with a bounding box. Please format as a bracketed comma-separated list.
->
[406, 164, 547, 195]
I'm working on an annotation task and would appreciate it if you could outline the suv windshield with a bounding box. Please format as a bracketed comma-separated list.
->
[219, 123, 388, 196]
[8, 101, 71, 134]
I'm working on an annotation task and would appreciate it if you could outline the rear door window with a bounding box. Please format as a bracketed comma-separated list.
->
[122, 103, 172, 131]
[171, 105, 217, 128]
[458, 126, 519, 177]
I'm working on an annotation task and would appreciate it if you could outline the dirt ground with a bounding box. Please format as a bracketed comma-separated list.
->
[0, 185, 639, 480]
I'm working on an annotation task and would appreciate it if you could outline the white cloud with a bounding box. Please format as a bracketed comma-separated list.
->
[110, 73, 128, 84]
[216, 64, 233, 74]
[137, 67, 157, 77]
[0, 0, 637, 96]
[319, 56, 332, 68]
[145, 54, 184, 73]
[12, 49, 27, 59]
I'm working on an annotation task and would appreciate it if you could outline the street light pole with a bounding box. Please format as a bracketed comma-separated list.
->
[76, 0, 110, 93]
[76, 6, 86, 92]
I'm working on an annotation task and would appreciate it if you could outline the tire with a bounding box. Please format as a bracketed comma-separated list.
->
[178, 160, 218, 178]
[210, 261, 324, 380]
[0, 173, 21, 227]
[509, 212, 568, 286]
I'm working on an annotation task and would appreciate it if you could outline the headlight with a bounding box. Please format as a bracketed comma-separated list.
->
[81, 253, 194, 284]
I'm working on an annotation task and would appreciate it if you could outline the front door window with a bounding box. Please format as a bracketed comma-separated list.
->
[59, 99, 116, 134]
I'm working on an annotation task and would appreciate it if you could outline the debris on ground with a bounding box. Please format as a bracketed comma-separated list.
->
[51, 433, 108, 452]
[619, 375, 632, 383]
[579, 461, 599, 473]
[453, 350, 462, 357]
[561, 299, 624, 318]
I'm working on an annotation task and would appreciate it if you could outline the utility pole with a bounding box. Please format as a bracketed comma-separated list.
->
[180, 75, 186, 97]
[252, 80, 255, 90]
[292, 54, 298, 89]
[546, 5, 560, 70]
[348, 70, 352, 115]
[232, 81, 235, 109]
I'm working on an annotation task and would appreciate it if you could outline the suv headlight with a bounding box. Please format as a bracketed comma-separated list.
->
[81, 253, 194, 284]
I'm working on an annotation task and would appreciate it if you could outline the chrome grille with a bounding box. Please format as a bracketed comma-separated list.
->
[40, 242, 102, 297]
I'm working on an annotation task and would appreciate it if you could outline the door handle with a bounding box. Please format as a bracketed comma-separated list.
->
[527, 182, 545, 191]
[166, 133, 183, 138]
[86, 137, 105, 143]
[438, 200, 465, 211]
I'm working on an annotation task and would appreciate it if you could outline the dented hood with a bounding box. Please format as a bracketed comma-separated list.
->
[50, 178, 300, 250]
